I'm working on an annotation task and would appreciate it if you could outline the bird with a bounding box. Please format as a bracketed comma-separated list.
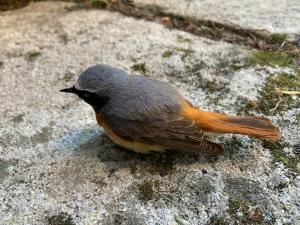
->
[60, 64, 279, 155]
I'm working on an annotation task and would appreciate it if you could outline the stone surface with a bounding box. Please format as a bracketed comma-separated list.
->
[0, 2, 299, 225]
[134, 0, 300, 40]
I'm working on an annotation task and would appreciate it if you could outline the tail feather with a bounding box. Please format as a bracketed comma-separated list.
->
[183, 108, 280, 140]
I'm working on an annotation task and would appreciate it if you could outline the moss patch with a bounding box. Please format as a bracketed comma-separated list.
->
[274, 182, 288, 192]
[11, 113, 25, 123]
[0, 159, 11, 182]
[138, 180, 156, 203]
[175, 216, 187, 225]
[129, 161, 138, 175]
[186, 63, 230, 93]
[254, 73, 300, 115]
[295, 113, 300, 123]
[91, 0, 108, 8]
[0, 0, 31, 11]
[269, 33, 288, 44]
[221, 137, 244, 158]
[228, 197, 264, 225]
[249, 51, 296, 67]
[25, 51, 42, 61]
[176, 35, 191, 43]
[223, 138, 243, 149]
[178, 62, 231, 106]
[162, 48, 195, 60]
[145, 152, 176, 176]
[207, 216, 227, 225]
[228, 197, 250, 215]
[131, 62, 148, 74]
[263, 140, 299, 174]
[47, 213, 75, 225]
[63, 72, 75, 82]
[162, 50, 174, 58]
[30, 127, 53, 146]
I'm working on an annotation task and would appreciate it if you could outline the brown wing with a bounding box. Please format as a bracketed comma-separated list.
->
[104, 113, 224, 155]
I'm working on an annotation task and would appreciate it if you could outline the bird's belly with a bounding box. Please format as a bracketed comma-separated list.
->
[95, 114, 164, 153]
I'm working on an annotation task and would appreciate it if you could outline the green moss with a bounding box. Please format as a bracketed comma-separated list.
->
[25, 51, 42, 61]
[63, 72, 74, 82]
[162, 50, 174, 58]
[255, 73, 300, 115]
[176, 47, 195, 59]
[91, 0, 108, 8]
[142, 4, 164, 14]
[236, 97, 259, 115]
[176, 35, 191, 43]
[145, 152, 176, 176]
[263, 140, 299, 174]
[262, 139, 282, 150]
[238, 71, 300, 115]
[181, 62, 231, 106]
[207, 216, 227, 225]
[47, 213, 75, 225]
[296, 113, 300, 123]
[162, 193, 175, 205]
[274, 182, 288, 192]
[11, 113, 25, 123]
[228, 198, 265, 225]
[138, 180, 155, 203]
[222, 138, 244, 157]
[30, 127, 53, 146]
[228, 197, 250, 215]
[269, 33, 288, 44]
[249, 51, 294, 67]
[225, 138, 243, 149]
[162, 48, 194, 59]
[0, 0, 31, 11]
[131, 62, 148, 74]
[196, 75, 226, 93]
[175, 216, 186, 225]
[129, 161, 138, 175]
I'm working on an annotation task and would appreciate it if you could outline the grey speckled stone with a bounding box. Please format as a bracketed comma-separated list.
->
[134, 0, 300, 40]
[0, 2, 299, 225]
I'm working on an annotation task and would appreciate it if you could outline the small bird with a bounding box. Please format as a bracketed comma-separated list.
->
[60, 64, 279, 155]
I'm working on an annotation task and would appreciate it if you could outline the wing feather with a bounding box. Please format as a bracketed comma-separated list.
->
[103, 112, 223, 155]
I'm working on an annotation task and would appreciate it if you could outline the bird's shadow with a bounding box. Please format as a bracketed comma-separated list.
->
[73, 131, 239, 177]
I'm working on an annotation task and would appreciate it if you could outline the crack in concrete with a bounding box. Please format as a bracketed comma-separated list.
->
[66, 0, 300, 53]
[2, 1, 300, 53]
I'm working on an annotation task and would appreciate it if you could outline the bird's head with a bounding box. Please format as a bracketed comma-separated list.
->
[60, 64, 121, 111]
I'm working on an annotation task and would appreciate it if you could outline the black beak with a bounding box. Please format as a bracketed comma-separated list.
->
[60, 86, 76, 93]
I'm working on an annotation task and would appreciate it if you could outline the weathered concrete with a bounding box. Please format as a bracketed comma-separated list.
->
[0, 2, 299, 225]
[134, 0, 300, 40]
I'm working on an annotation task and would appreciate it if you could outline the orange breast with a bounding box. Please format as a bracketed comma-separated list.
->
[95, 113, 164, 153]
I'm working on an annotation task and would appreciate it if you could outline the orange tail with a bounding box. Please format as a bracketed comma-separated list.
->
[183, 107, 280, 140]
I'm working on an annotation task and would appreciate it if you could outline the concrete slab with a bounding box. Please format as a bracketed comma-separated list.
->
[134, 0, 300, 40]
[0, 2, 299, 225]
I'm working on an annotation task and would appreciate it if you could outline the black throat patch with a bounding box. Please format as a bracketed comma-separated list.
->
[74, 88, 109, 111]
